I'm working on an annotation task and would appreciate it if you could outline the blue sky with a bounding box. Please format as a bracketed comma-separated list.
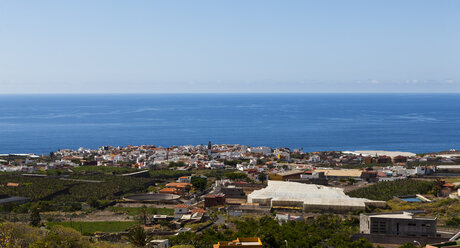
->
[0, 0, 459, 93]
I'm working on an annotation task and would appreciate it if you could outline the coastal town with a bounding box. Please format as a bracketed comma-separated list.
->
[1, 143, 460, 248]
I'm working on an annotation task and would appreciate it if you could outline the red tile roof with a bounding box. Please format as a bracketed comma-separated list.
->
[191, 208, 207, 214]
[174, 204, 190, 208]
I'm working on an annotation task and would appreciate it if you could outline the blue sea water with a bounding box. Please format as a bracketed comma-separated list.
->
[0, 93, 459, 155]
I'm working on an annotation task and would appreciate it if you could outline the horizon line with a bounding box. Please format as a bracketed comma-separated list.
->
[2, 92, 460, 95]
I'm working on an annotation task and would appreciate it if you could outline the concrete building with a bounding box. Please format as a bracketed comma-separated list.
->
[204, 193, 226, 208]
[221, 186, 246, 198]
[360, 212, 437, 237]
[173, 204, 190, 219]
[213, 237, 263, 248]
[150, 239, 169, 248]
[176, 176, 191, 183]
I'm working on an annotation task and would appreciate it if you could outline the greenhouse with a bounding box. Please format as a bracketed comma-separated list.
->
[247, 181, 385, 212]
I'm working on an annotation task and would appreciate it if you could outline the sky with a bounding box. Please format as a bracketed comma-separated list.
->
[0, 0, 459, 93]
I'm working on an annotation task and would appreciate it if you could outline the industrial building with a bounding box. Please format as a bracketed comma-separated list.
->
[247, 181, 385, 212]
[360, 212, 437, 237]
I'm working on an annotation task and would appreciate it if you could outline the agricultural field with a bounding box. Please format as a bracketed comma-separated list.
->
[109, 206, 174, 216]
[346, 179, 436, 201]
[0, 170, 161, 212]
[0, 174, 154, 201]
[0, 175, 73, 201]
[46, 221, 137, 235]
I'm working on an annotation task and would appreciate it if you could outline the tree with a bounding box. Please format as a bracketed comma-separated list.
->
[123, 226, 153, 247]
[258, 172, 267, 184]
[399, 243, 418, 248]
[191, 176, 207, 192]
[40, 225, 90, 248]
[348, 177, 356, 185]
[29, 208, 41, 227]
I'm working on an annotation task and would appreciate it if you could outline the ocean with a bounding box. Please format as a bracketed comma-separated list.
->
[0, 93, 459, 155]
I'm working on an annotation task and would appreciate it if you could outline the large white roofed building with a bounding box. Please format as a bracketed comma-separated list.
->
[247, 181, 385, 212]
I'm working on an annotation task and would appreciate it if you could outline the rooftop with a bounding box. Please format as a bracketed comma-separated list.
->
[174, 204, 190, 209]
[363, 211, 437, 221]
[315, 169, 362, 177]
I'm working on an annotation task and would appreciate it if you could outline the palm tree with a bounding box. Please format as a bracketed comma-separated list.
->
[123, 225, 153, 247]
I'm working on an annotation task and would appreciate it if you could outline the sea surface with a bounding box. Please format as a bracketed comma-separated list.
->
[0, 93, 459, 155]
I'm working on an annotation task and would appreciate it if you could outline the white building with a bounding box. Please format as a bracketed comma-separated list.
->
[173, 204, 190, 219]
[150, 239, 169, 248]
[248, 146, 272, 155]
[247, 181, 385, 212]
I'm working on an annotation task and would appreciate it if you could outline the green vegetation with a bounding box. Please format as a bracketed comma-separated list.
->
[71, 166, 138, 174]
[225, 172, 248, 180]
[446, 216, 460, 227]
[0, 222, 133, 247]
[0, 175, 72, 201]
[346, 179, 436, 201]
[149, 169, 191, 179]
[184, 220, 212, 231]
[109, 206, 173, 216]
[399, 243, 418, 248]
[258, 171, 267, 184]
[385, 198, 460, 227]
[190, 176, 207, 192]
[29, 207, 41, 227]
[444, 177, 460, 183]
[46, 221, 137, 235]
[169, 215, 374, 248]
[123, 225, 153, 247]
[0, 173, 156, 212]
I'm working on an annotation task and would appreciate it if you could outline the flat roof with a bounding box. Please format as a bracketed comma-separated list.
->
[315, 169, 362, 177]
[363, 212, 437, 220]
